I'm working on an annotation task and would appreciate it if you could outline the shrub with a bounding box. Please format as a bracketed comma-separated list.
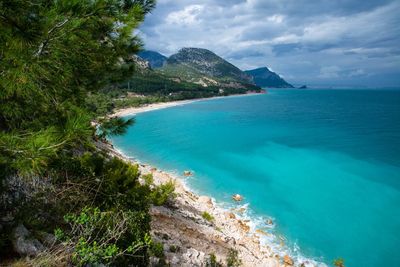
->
[59, 207, 152, 266]
[226, 249, 242, 267]
[142, 173, 154, 186]
[150, 242, 164, 258]
[150, 180, 176, 206]
[202, 211, 214, 222]
[206, 253, 223, 267]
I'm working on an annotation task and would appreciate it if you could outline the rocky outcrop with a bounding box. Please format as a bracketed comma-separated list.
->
[283, 255, 294, 266]
[102, 142, 322, 267]
[12, 224, 44, 256]
[232, 194, 243, 202]
[129, 54, 151, 72]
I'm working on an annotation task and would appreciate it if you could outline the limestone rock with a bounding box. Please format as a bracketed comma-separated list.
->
[198, 196, 213, 208]
[12, 224, 44, 256]
[237, 220, 250, 233]
[232, 194, 243, 202]
[171, 255, 180, 265]
[283, 255, 294, 266]
[183, 171, 193, 177]
[266, 218, 274, 226]
[181, 248, 205, 266]
[256, 229, 268, 236]
[225, 212, 236, 219]
[37, 231, 56, 247]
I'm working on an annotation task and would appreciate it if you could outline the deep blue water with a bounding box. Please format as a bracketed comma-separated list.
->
[111, 89, 400, 266]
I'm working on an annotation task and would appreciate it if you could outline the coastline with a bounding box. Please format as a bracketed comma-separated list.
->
[105, 93, 323, 267]
[100, 142, 284, 266]
[110, 92, 264, 117]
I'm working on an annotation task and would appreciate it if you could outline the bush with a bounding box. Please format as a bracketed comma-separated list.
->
[226, 249, 242, 267]
[150, 242, 164, 258]
[54, 153, 152, 212]
[150, 180, 176, 206]
[143, 173, 154, 186]
[202, 211, 214, 222]
[206, 253, 223, 267]
[58, 207, 152, 266]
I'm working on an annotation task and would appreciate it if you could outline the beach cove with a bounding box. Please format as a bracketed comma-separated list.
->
[110, 89, 400, 267]
[107, 93, 317, 267]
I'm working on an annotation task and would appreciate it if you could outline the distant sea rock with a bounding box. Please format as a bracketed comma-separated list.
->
[299, 85, 307, 89]
[245, 67, 294, 88]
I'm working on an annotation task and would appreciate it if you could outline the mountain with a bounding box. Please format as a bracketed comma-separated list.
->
[245, 67, 294, 88]
[159, 48, 254, 87]
[138, 50, 167, 68]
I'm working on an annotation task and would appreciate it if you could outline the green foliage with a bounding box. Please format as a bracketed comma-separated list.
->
[54, 228, 65, 241]
[58, 152, 152, 212]
[150, 180, 176, 206]
[0, 0, 155, 175]
[150, 242, 164, 258]
[202, 211, 214, 222]
[85, 93, 114, 117]
[0, 108, 93, 175]
[143, 173, 155, 186]
[333, 258, 345, 267]
[60, 207, 152, 266]
[226, 249, 242, 267]
[0, 0, 161, 265]
[207, 253, 223, 267]
[97, 117, 135, 139]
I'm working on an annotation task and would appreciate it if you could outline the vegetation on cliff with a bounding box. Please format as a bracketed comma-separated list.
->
[0, 0, 177, 265]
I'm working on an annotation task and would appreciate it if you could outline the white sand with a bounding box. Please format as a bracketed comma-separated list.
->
[110, 93, 264, 118]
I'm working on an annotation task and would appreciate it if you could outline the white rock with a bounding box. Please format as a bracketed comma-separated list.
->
[12, 224, 44, 256]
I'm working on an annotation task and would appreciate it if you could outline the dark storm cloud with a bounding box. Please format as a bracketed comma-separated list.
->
[139, 0, 400, 86]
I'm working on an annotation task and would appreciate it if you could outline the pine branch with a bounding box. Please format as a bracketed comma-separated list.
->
[35, 18, 70, 57]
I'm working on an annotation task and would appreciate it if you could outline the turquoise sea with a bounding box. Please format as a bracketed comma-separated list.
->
[111, 89, 400, 266]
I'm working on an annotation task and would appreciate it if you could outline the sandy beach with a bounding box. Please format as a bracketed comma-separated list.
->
[110, 93, 264, 118]
[111, 100, 195, 117]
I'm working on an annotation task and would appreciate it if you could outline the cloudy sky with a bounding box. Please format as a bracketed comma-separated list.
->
[138, 0, 400, 87]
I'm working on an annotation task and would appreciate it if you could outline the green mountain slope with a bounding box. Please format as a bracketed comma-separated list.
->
[138, 50, 167, 68]
[158, 48, 257, 89]
[245, 67, 294, 88]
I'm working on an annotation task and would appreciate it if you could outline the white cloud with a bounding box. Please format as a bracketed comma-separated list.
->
[267, 14, 285, 24]
[139, 0, 400, 86]
[165, 5, 204, 25]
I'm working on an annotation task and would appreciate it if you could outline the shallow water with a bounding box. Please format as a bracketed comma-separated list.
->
[112, 89, 400, 266]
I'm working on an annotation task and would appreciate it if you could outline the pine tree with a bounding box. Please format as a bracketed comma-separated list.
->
[0, 0, 155, 175]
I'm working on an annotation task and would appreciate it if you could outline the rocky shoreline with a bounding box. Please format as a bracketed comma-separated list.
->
[101, 141, 322, 267]
[104, 94, 325, 267]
